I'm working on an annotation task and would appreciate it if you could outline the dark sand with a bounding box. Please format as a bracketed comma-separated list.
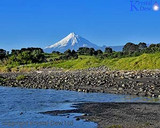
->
[41, 102, 160, 128]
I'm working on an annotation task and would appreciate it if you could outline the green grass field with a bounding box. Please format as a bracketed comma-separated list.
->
[1, 52, 160, 72]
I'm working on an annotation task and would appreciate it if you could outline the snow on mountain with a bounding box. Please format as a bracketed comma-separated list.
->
[44, 32, 100, 53]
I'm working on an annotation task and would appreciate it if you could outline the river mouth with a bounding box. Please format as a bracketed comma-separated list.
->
[0, 86, 160, 128]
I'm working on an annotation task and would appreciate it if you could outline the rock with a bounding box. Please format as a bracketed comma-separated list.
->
[122, 84, 125, 88]
[137, 76, 142, 79]
[139, 88, 143, 92]
[67, 116, 69, 118]
[77, 89, 82, 92]
[20, 112, 23, 115]
[137, 83, 144, 86]
[100, 90, 104, 93]
[112, 88, 118, 91]
[118, 88, 123, 91]
[76, 118, 80, 121]
[138, 92, 146, 96]
[82, 114, 88, 116]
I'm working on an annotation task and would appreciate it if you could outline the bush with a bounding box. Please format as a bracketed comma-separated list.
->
[105, 47, 113, 53]
[94, 50, 103, 56]
[77, 47, 95, 56]
[9, 47, 45, 65]
[0, 49, 7, 60]
[123, 42, 139, 53]
[0, 76, 5, 82]
[138, 42, 147, 50]
[144, 43, 160, 53]
[16, 75, 26, 81]
[107, 125, 122, 128]
[61, 49, 78, 60]
[52, 51, 60, 54]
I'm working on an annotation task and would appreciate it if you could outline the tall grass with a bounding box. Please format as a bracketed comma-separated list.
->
[0, 53, 160, 72]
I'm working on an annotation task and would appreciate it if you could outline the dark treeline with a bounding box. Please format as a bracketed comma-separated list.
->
[0, 49, 7, 59]
[0, 42, 160, 65]
[0, 48, 45, 65]
[52, 42, 160, 60]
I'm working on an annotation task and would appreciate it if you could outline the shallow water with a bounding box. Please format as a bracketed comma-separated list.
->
[0, 86, 160, 128]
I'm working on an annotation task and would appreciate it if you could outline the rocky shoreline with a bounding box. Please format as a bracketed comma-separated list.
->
[0, 67, 160, 98]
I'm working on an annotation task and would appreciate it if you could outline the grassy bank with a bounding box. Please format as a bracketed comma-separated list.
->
[0, 52, 160, 72]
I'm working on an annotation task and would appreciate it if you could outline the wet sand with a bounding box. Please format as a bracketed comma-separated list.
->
[41, 102, 160, 128]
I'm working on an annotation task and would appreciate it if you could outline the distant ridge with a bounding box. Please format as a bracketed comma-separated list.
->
[100, 45, 123, 52]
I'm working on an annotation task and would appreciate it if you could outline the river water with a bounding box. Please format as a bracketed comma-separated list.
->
[0, 86, 159, 128]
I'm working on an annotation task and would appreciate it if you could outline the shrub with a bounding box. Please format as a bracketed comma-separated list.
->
[77, 47, 95, 56]
[61, 49, 78, 60]
[0, 49, 7, 60]
[94, 49, 103, 56]
[0, 76, 5, 82]
[52, 51, 60, 54]
[107, 125, 122, 128]
[123, 42, 139, 53]
[105, 47, 113, 53]
[138, 42, 147, 50]
[9, 47, 45, 65]
[16, 75, 26, 81]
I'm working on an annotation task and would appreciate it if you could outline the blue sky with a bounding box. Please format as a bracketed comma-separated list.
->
[0, 0, 160, 51]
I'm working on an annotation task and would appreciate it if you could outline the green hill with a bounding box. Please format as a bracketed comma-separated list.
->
[1, 52, 160, 72]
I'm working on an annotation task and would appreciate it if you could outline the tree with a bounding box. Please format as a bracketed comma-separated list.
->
[11, 50, 20, 55]
[64, 49, 72, 56]
[123, 42, 139, 53]
[105, 47, 113, 53]
[31, 48, 45, 63]
[71, 50, 78, 59]
[77, 47, 95, 56]
[77, 47, 88, 55]
[157, 43, 160, 47]
[89, 48, 95, 56]
[71, 50, 76, 55]
[145, 43, 160, 53]
[60, 49, 78, 60]
[77, 47, 87, 55]
[52, 51, 60, 54]
[138, 42, 147, 50]
[17, 51, 31, 64]
[149, 44, 157, 48]
[9, 48, 45, 64]
[0, 49, 6, 59]
[95, 50, 103, 55]
[72, 50, 78, 59]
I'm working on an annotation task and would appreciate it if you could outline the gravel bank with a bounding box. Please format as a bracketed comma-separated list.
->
[0, 67, 160, 97]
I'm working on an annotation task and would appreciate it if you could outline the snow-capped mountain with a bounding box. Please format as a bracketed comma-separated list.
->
[44, 32, 100, 53]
